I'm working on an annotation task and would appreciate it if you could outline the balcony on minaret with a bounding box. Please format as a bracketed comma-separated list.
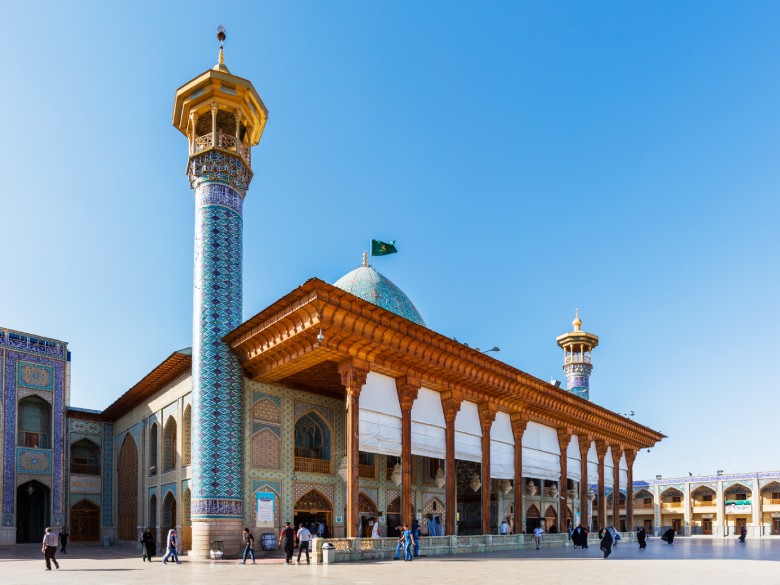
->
[555, 310, 599, 399]
[172, 50, 268, 173]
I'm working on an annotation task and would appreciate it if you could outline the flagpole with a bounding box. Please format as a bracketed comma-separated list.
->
[368, 239, 372, 266]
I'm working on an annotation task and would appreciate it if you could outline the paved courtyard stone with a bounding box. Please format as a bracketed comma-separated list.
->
[1, 539, 778, 585]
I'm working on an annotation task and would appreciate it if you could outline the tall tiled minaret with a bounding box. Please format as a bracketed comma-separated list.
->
[172, 27, 268, 558]
[556, 310, 599, 400]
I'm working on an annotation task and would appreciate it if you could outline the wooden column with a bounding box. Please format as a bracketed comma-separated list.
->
[595, 440, 608, 530]
[625, 448, 636, 531]
[478, 403, 497, 535]
[611, 445, 623, 530]
[578, 434, 592, 530]
[338, 361, 368, 538]
[395, 376, 420, 527]
[441, 391, 462, 536]
[511, 413, 528, 535]
[557, 427, 572, 533]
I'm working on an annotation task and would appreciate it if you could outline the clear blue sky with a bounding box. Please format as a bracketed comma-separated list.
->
[2, 1, 778, 481]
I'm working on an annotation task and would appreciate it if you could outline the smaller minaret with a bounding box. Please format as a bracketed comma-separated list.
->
[556, 309, 599, 400]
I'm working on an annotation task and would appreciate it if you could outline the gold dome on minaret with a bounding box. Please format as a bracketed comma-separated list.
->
[572, 308, 582, 331]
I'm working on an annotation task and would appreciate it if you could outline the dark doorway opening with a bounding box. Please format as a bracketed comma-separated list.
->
[17, 481, 50, 543]
[70, 500, 100, 541]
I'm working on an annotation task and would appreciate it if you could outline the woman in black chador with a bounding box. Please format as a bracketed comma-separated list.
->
[637, 527, 647, 550]
[140, 527, 156, 561]
[599, 528, 613, 559]
[661, 528, 675, 544]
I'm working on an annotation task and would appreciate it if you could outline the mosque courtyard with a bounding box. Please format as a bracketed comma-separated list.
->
[1, 539, 777, 585]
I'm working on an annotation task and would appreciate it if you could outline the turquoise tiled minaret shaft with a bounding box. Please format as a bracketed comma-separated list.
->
[190, 182, 245, 518]
[172, 30, 268, 554]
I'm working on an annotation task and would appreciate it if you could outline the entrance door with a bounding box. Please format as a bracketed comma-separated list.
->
[16, 481, 50, 543]
[293, 489, 333, 537]
[672, 519, 682, 534]
[643, 519, 653, 532]
[161, 493, 177, 542]
[736, 518, 747, 532]
[70, 500, 100, 541]
[702, 518, 712, 535]
[773, 519, 780, 535]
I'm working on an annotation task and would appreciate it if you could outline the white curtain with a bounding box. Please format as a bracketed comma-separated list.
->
[358, 372, 402, 456]
[489, 411, 514, 479]
[566, 434, 581, 482]
[521, 422, 561, 481]
[619, 452, 628, 489]
[411, 388, 446, 459]
[587, 442, 599, 484]
[455, 401, 482, 462]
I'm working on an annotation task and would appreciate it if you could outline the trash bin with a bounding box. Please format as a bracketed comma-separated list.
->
[260, 533, 276, 551]
[210, 539, 224, 560]
[322, 542, 335, 564]
[102, 535, 110, 547]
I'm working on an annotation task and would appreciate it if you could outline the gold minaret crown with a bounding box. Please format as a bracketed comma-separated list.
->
[362, 252, 369, 267]
[573, 308, 582, 331]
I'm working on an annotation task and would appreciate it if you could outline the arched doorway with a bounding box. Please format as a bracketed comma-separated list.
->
[545, 505, 558, 531]
[161, 492, 177, 543]
[293, 489, 332, 537]
[525, 504, 540, 533]
[359, 492, 378, 537]
[16, 481, 50, 542]
[117, 434, 138, 540]
[70, 500, 100, 541]
[387, 496, 401, 537]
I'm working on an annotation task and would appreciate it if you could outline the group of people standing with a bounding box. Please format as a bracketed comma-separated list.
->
[393, 522, 418, 561]
[278, 521, 317, 565]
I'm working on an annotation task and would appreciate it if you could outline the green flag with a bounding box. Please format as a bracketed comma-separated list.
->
[371, 239, 397, 256]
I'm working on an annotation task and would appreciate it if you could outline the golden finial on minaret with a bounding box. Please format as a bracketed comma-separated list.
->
[217, 25, 226, 65]
[362, 251, 368, 267]
[573, 308, 582, 331]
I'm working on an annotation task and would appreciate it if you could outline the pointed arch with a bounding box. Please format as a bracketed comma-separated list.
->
[117, 434, 138, 540]
[359, 492, 377, 513]
[162, 416, 177, 472]
[69, 499, 100, 541]
[252, 427, 281, 469]
[182, 405, 192, 466]
[294, 489, 333, 512]
[526, 504, 540, 518]
[634, 488, 653, 499]
[149, 493, 158, 531]
[387, 496, 400, 514]
[253, 398, 281, 423]
[70, 438, 101, 475]
[294, 412, 331, 472]
[149, 422, 159, 476]
[17, 396, 52, 448]
[161, 491, 177, 540]
[660, 487, 684, 499]
[544, 505, 558, 519]
[423, 496, 445, 517]
[724, 482, 752, 497]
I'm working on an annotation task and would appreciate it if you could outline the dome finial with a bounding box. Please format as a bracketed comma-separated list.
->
[362, 251, 368, 267]
[573, 308, 582, 331]
[217, 25, 226, 65]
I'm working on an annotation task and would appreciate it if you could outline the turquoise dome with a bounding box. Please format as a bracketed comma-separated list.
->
[333, 265, 426, 327]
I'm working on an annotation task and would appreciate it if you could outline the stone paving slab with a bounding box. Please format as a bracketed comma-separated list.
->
[0, 539, 777, 585]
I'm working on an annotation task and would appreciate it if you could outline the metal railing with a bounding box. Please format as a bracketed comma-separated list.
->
[70, 461, 101, 476]
[192, 131, 251, 164]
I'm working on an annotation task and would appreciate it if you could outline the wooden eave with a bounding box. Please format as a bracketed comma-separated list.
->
[226, 279, 665, 450]
[101, 349, 192, 421]
[66, 408, 104, 422]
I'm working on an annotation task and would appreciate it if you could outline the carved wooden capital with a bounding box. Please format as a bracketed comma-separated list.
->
[510, 412, 529, 441]
[577, 433, 592, 459]
[338, 359, 369, 398]
[478, 402, 498, 433]
[556, 426, 572, 453]
[610, 444, 624, 467]
[395, 375, 420, 411]
[440, 390, 462, 424]
[624, 448, 637, 468]
[595, 439, 608, 461]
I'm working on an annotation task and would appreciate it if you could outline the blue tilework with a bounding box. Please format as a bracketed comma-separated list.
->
[102, 423, 113, 526]
[333, 266, 426, 326]
[3, 350, 65, 518]
[191, 182, 244, 519]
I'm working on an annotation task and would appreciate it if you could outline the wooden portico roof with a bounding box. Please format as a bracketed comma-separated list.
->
[225, 278, 664, 450]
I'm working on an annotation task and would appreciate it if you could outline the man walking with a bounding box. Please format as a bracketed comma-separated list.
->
[161, 528, 181, 564]
[296, 522, 312, 564]
[279, 521, 296, 564]
[241, 528, 256, 564]
[42, 527, 60, 571]
[533, 525, 544, 549]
